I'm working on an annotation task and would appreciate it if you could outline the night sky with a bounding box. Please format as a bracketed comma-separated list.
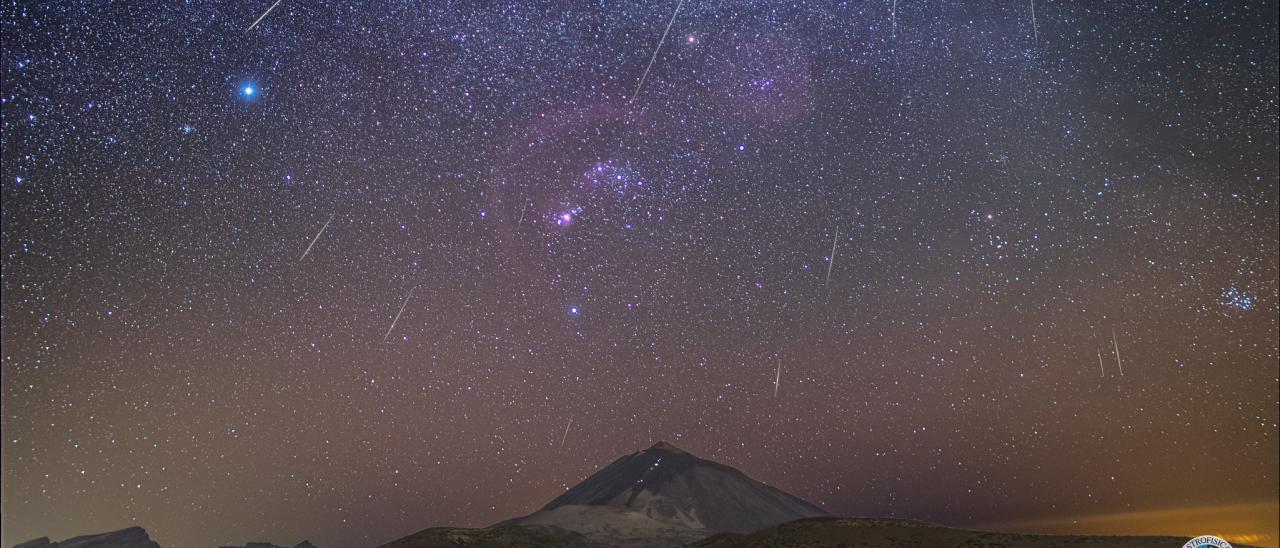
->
[2, 1, 1277, 547]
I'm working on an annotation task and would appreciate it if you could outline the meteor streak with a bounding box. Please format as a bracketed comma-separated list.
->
[560, 416, 573, 446]
[1030, 0, 1039, 46]
[825, 226, 840, 289]
[630, 0, 684, 104]
[247, 0, 285, 32]
[1111, 328, 1124, 377]
[299, 212, 334, 261]
[383, 287, 415, 342]
[774, 356, 782, 397]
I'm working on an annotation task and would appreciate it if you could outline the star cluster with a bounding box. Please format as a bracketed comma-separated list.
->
[2, 1, 1277, 547]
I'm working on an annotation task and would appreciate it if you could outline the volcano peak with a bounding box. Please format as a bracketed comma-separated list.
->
[647, 441, 687, 454]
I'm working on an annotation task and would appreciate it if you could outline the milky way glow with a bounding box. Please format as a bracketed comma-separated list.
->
[1, 2, 1276, 548]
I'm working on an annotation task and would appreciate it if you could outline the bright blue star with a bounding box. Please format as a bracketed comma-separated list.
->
[568, 306, 581, 317]
[238, 81, 261, 101]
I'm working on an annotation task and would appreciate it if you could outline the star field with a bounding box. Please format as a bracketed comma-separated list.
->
[2, 1, 1277, 547]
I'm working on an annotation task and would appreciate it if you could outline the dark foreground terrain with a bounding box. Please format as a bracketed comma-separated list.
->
[688, 517, 1245, 547]
[15, 517, 1257, 548]
[17, 444, 1257, 548]
[382, 517, 1257, 548]
[376, 525, 593, 548]
[378, 443, 1254, 548]
[11, 528, 315, 548]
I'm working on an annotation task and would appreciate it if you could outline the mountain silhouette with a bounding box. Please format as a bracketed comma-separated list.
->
[507, 441, 828, 534]
[386, 441, 827, 548]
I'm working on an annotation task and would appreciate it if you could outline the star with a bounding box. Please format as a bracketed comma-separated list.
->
[1, 2, 1275, 547]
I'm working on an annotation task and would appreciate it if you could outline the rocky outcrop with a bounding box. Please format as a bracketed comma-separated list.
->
[13, 527, 160, 548]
